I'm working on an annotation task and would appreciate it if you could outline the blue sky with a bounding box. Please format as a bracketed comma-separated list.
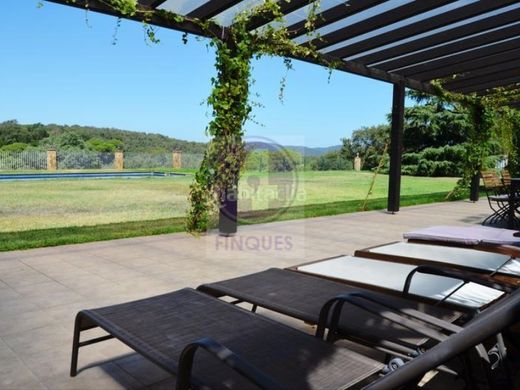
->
[1, 1, 396, 147]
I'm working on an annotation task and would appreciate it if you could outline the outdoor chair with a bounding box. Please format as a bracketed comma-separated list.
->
[502, 169, 520, 222]
[480, 170, 514, 226]
[354, 241, 519, 287]
[502, 169, 512, 189]
[70, 284, 520, 389]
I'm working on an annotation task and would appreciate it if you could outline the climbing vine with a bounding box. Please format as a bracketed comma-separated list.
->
[67, 0, 335, 232]
[430, 80, 520, 199]
[185, 1, 337, 232]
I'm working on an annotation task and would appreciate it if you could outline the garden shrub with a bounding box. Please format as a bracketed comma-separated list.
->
[402, 144, 465, 177]
[312, 150, 353, 171]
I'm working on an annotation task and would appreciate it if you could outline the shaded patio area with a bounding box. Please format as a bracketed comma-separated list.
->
[0, 199, 492, 389]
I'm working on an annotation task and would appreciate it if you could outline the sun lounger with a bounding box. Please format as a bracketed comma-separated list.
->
[198, 268, 463, 357]
[70, 285, 520, 389]
[71, 288, 386, 389]
[290, 256, 507, 310]
[403, 225, 520, 247]
[355, 241, 520, 287]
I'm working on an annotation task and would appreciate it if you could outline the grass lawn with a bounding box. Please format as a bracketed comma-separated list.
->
[0, 170, 459, 250]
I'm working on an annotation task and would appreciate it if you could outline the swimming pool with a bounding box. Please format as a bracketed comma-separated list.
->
[0, 172, 186, 181]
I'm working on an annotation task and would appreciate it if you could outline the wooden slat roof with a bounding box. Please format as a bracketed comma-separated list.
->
[45, 0, 520, 104]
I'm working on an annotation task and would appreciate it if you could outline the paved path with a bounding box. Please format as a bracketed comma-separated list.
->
[0, 199, 491, 389]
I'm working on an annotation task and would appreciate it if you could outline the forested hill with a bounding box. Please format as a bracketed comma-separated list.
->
[0, 120, 342, 156]
[0, 120, 207, 154]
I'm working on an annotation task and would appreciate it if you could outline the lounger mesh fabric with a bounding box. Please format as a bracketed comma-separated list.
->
[403, 225, 520, 246]
[198, 268, 462, 350]
[78, 288, 384, 389]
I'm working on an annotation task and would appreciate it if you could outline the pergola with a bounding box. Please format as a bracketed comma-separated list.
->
[45, 0, 520, 217]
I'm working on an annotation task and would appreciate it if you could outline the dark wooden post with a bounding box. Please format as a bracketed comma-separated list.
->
[387, 82, 405, 213]
[470, 173, 480, 201]
[219, 187, 238, 236]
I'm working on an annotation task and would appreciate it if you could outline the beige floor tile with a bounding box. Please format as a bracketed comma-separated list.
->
[0, 307, 57, 337]
[22, 349, 142, 390]
[3, 324, 71, 359]
[0, 338, 46, 389]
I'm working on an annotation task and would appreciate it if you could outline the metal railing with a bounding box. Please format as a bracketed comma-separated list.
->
[0, 151, 47, 170]
[0, 151, 204, 170]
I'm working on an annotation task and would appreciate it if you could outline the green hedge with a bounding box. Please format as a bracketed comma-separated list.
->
[402, 145, 465, 177]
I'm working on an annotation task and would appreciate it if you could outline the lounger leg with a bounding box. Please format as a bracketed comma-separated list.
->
[70, 313, 83, 377]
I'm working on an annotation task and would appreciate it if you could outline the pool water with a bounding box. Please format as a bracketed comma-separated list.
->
[0, 172, 185, 181]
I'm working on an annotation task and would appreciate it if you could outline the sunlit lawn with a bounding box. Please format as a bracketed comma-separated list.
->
[0, 171, 458, 233]
[241, 170, 457, 210]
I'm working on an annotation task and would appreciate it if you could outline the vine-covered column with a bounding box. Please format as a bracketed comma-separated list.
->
[509, 112, 520, 177]
[448, 103, 495, 200]
[186, 29, 253, 234]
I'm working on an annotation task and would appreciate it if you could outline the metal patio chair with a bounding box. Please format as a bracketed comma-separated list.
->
[481, 170, 514, 226]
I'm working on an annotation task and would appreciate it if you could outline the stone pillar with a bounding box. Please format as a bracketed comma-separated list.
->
[47, 149, 57, 171]
[354, 153, 361, 171]
[114, 150, 124, 170]
[172, 150, 182, 169]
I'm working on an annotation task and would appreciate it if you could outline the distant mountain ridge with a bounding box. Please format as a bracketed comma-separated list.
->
[246, 142, 341, 156]
[285, 144, 342, 156]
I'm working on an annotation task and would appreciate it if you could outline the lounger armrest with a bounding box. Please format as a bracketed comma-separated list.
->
[176, 337, 283, 390]
[403, 265, 513, 298]
[317, 292, 449, 344]
[330, 291, 463, 335]
[498, 244, 520, 257]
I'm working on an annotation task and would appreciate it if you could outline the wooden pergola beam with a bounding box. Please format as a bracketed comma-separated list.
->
[45, 0, 226, 39]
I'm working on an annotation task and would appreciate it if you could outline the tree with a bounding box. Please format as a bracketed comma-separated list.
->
[0, 142, 29, 152]
[244, 150, 269, 171]
[268, 150, 302, 172]
[341, 125, 389, 170]
[0, 120, 49, 147]
[312, 150, 352, 171]
[86, 138, 124, 152]
[40, 131, 86, 150]
[340, 138, 354, 161]
[404, 91, 470, 152]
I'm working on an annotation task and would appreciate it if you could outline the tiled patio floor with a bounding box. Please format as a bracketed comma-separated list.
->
[0, 199, 492, 389]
